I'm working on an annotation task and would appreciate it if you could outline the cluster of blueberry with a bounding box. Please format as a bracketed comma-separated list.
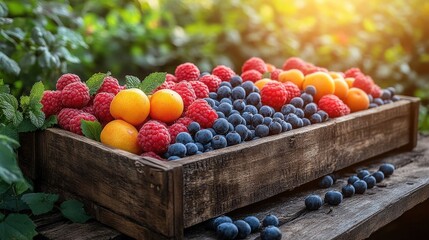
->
[209, 214, 282, 240]
[368, 87, 400, 109]
[305, 163, 395, 209]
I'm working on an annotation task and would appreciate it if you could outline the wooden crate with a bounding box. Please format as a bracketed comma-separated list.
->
[18, 96, 420, 239]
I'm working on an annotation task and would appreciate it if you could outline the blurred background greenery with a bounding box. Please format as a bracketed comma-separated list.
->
[1, 0, 428, 131]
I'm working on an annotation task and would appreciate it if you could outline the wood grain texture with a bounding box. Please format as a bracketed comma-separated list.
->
[179, 99, 415, 227]
[185, 134, 429, 240]
[35, 128, 183, 239]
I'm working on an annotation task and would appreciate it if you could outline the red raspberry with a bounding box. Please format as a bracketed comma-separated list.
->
[318, 94, 350, 118]
[61, 82, 90, 109]
[270, 69, 283, 81]
[241, 70, 262, 83]
[81, 105, 95, 115]
[153, 80, 176, 93]
[189, 81, 209, 99]
[141, 151, 164, 161]
[41, 90, 62, 117]
[175, 117, 193, 127]
[185, 99, 218, 128]
[212, 65, 236, 82]
[137, 120, 171, 154]
[371, 84, 382, 98]
[242, 57, 267, 74]
[261, 81, 288, 111]
[93, 92, 115, 125]
[168, 123, 188, 143]
[97, 76, 120, 95]
[199, 74, 221, 92]
[282, 82, 301, 103]
[175, 62, 200, 82]
[303, 66, 328, 75]
[69, 112, 97, 135]
[56, 73, 81, 90]
[172, 82, 196, 109]
[58, 108, 83, 131]
[352, 74, 374, 94]
[282, 57, 307, 71]
[166, 73, 178, 83]
[344, 68, 362, 78]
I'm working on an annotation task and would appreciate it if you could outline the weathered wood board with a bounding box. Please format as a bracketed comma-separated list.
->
[18, 97, 420, 239]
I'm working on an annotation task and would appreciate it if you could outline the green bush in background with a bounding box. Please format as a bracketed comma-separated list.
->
[1, 0, 428, 131]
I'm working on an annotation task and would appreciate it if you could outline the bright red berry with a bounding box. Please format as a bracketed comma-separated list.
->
[318, 94, 350, 118]
[186, 99, 218, 128]
[41, 90, 62, 117]
[174, 117, 193, 127]
[56, 73, 81, 90]
[58, 108, 83, 131]
[154, 80, 176, 93]
[242, 57, 267, 74]
[172, 82, 197, 109]
[137, 120, 171, 154]
[175, 62, 200, 82]
[282, 57, 307, 71]
[166, 73, 178, 83]
[97, 76, 120, 95]
[270, 69, 283, 81]
[189, 81, 209, 99]
[141, 151, 164, 161]
[352, 74, 374, 94]
[93, 92, 115, 125]
[61, 82, 90, 109]
[199, 74, 221, 92]
[69, 113, 97, 135]
[241, 70, 262, 83]
[212, 65, 236, 82]
[261, 81, 288, 111]
[168, 123, 188, 143]
[371, 84, 382, 98]
[282, 82, 301, 103]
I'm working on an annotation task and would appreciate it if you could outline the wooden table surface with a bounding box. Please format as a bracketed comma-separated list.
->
[33, 134, 429, 240]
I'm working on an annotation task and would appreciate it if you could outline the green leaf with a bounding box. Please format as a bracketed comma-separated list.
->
[29, 81, 44, 104]
[16, 119, 37, 133]
[20, 96, 30, 109]
[0, 52, 20, 76]
[262, 72, 271, 79]
[14, 179, 31, 195]
[0, 139, 24, 184]
[0, 2, 8, 18]
[0, 179, 11, 195]
[0, 79, 10, 94]
[21, 193, 59, 215]
[29, 108, 45, 128]
[138, 72, 166, 95]
[0, 93, 23, 126]
[81, 120, 102, 142]
[0, 134, 20, 149]
[0, 124, 19, 142]
[60, 200, 91, 223]
[40, 115, 57, 130]
[0, 214, 37, 240]
[0, 188, 29, 211]
[57, 26, 88, 49]
[86, 72, 108, 95]
[125, 75, 141, 89]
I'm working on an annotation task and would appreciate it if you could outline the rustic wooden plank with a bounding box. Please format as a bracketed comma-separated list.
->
[184, 135, 429, 240]
[18, 132, 37, 180]
[404, 96, 420, 150]
[179, 100, 414, 227]
[36, 128, 180, 238]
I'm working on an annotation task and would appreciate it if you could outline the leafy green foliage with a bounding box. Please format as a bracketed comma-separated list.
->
[0, 134, 23, 184]
[0, 213, 37, 240]
[60, 200, 91, 223]
[139, 72, 166, 94]
[81, 120, 102, 142]
[86, 72, 109, 95]
[21, 193, 59, 215]
[125, 75, 141, 89]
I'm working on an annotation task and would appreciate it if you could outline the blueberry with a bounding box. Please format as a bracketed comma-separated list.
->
[302, 118, 311, 126]
[348, 175, 360, 184]
[272, 117, 283, 124]
[217, 222, 238, 240]
[233, 220, 251, 239]
[218, 102, 233, 116]
[309, 113, 322, 124]
[329, 174, 338, 183]
[281, 104, 296, 115]
[220, 98, 233, 105]
[380, 90, 392, 100]
[195, 129, 213, 144]
[260, 225, 282, 240]
[246, 92, 261, 106]
[185, 143, 198, 156]
[304, 85, 317, 96]
[269, 122, 282, 135]
[357, 169, 370, 179]
[213, 118, 230, 135]
[342, 184, 355, 198]
[295, 108, 305, 118]
[363, 175, 376, 189]
[259, 106, 273, 117]
[230, 75, 243, 87]
[188, 122, 200, 136]
[290, 97, 304, 108]
[280, 121, 291, 132]
[319, 175, 334, 188]
[369, 103, 377, 109]
[228, 113, 243, 126]
[204, 98, 216, 107]
[387, 87, 396, 96]
[287, 114, 303, 129]
[263, 117, 273, 126]
[168, 143, 187, 157]
[196, 151, 203, 154]
[243, 216, 260, 233]
[214, 100, 221, 106]
[272, 112, 284, 120]
[217, 111, 226, 118]
[226, 131, 241, 146]
[392, 95, 400, 102]
[232, 86, 246, 100]
[211, 135, 228, 149]
[230, 109, 240, 116]
[262, 214, 279, 227]
[168, 156, 181, 161]
[244, 105, 258, 114]
[195, 142, 204, 152]
[242, 81, 256, 96]
[324, 190, 343, 206]
[379, 163, 395, 177]
[255, 102, 263, 110]
[372, 171, 385, 183]
[209, 92, 218, 100]
[207, 128, 217, 136]
[175, 132, 194, 144]
[219, 81, 232, 89]
[246, 129, 255, 141]
[301, 93, 313, 106]
[304, 103, 318, 117]
[374, 98, 384, 106]
[228, 123, 234, 132]
[235, 124, 248, 140]
[233, 99, 246, 112]
[353, 180, 368, 194]
[252, 114, 264, 127]
[241, 112, 253, 125]
[217, 86, 232, 99]
[255, 124, 270, 138]
[317, 110, 329, 122]
[304, 194, 323, 210]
